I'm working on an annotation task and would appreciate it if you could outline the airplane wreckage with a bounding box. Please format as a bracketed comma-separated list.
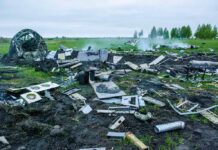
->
[7, 29, 48, 61]
[0, 29, 218, 149]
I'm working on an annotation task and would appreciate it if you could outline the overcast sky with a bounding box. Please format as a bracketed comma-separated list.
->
[0, 0, 217, 37]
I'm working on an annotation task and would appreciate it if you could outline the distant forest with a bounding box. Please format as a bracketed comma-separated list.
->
[134, 24, 218, 39]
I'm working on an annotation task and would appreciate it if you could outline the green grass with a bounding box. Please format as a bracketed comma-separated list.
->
[0, 67, 52, 87]
[0, 42, 9, 55]
[44, 38, 129, 51]
[185, 39, 218, 53]
[1, 38, 218, 55]
[156, 39, 218, 55]
[158, 132, 184, 150]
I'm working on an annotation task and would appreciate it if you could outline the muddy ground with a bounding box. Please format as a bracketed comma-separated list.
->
[0, 53, 218, 150]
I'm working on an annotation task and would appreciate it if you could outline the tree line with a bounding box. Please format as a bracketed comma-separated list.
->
[145, 24, 217, 39]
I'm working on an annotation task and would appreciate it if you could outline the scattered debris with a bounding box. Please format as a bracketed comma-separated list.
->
[142, 96, 165, 107]
[165, 83, 185, 90]
[26, 82, 59, 93]
[50, 125, 64, 136]
[77, 49, 108, 62]
[71, 93, 87, 101]
[125, 61, 140, 70]
[168, 99, 218, 115]
[149, 55, 165, 66]
[44, 90, 55, 101]
[154, 121, 185, 133]
[71, 62, 82, 69]
[121, 95, 139, 108]
[109, 116, 125, 130]
[91, 81, 126, 99]
[64, 88, 80, 96]
[190, 60, 218, 67]
[200, 110, 218, 125]
[0, 136, 9, 145]
[97, 108, 135, 115]
[79, 104, 93, 114]
[79, 148, 106, 150]
[113, 56, 123, 64]
[57, 59, 80, 68]
[134, 111, 153, 121]
[107, 132, 126, 139]
[20, 92, 42, 104]
[125, 132, 149, 150]
[7, 29, 48, 61]
[1, 34, 218, 149]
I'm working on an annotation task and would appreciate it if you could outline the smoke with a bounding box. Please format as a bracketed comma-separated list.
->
[81, 44, 98, 51]
[137, 39, 154, 51]
[136, 38, 190, 51]
[168, 42, 190, 49]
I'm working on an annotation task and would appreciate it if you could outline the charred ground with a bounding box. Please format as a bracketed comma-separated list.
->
[0, 51, 218, 150]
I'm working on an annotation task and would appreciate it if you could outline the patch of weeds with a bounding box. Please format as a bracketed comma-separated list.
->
[165, 133, 178, 148]
[189, 114, 209, 125]
[61, 82, 80, 92]
[0, 66, 52, 86]
[116, 80, 136, 91]
[139, 135, 154, 148]
[158, 132, 184, 150]
[139, 107, 147, 113]
[78, 85, 94, 97]
[142, 104, 160, 113]
[213, 106, 218, 115]
[115, 138, 132, 149]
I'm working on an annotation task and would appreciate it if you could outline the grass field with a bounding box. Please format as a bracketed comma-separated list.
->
[0, 38, 218, 55]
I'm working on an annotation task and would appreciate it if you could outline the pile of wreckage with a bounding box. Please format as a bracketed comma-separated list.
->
[1, 29, 218, 149]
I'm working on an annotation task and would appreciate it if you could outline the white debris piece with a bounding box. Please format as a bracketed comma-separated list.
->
[121, 95, 139, 108]
[45, 90, 55, 101]
[91, 81, 126, 99]
[190, 60, 218, 66]
[125, 62, 139, 70]
[57, 53, 65, 60]
[26, 82, 59, 93]
[70, 63, 82, 69]
[70, 93, 87, 101]
[65, 50, 72, 56]
[113, 69, 132, 75]
[98, 98, 122, 104]
[77, 49, 108, 62]
[165, 84, 185, 90]
[140, 63, 149, 70]
[21, 92, 42, 104]
[46, 51, 57, 60]
[134, 112, 153, 121]
[138, 96, 146, 107]
[79, 104, 93, 114]
[142, 96, 165, 107]
[96, 109, 135, 114]
[107, 132, 126, 138]
[113, 56, 123, 64]
[109, 116, 125, 130]
[200, 110, 218, 125]
[149, 55, 165, 66]
[79, 148, 106, 150]
[0, 136, 9, 145]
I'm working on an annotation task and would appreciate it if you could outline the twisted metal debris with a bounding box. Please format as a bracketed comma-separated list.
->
[8, 29, 48, 61]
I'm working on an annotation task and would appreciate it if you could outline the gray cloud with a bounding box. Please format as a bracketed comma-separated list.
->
[0, 0, 217, 37]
